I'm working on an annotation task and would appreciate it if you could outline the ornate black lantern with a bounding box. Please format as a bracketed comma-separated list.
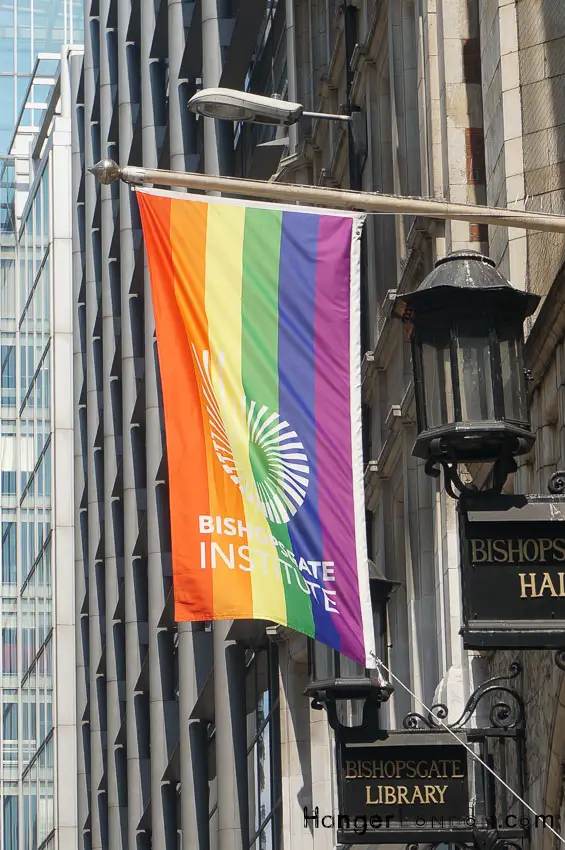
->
[395, 250, 540, 496]
[304, 564, 397, 743]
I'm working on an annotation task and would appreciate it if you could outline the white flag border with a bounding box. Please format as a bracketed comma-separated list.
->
[135, 185, 362, 219]
[348, 215, 377, 669]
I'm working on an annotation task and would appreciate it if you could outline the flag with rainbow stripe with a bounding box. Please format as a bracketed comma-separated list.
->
[137, 188, 376, 667]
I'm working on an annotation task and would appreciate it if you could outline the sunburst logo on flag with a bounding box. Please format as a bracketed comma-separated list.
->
[192, 346, 310, 525]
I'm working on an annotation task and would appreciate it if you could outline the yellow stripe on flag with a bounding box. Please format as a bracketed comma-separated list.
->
[204, 204, 286, 622]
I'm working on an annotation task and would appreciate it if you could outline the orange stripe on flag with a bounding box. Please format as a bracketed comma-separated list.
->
[170, 198, 253, 619]
[137, 191, 216, 619]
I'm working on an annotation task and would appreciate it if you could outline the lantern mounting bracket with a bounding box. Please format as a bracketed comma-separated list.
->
[304, 677, 393, 743]
[425, 443, 518, 500]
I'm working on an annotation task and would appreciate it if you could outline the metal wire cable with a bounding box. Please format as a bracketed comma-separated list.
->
[371, 652, 565, 845]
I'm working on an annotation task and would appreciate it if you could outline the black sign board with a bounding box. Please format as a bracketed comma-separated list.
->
[459, 496, 565, 648]
[337, 734, 469, 844]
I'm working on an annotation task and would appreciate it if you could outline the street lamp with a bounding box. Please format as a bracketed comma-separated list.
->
[188, 87, 354, 126]
[395, 250, 540, 498]
[187, 87, 367, 165]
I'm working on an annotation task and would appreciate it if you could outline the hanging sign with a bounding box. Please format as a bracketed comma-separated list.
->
[459, 496, 565, 648]
[336, 734, 469, 844]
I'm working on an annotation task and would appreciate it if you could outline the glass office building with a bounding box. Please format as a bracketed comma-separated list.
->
[0, 0, 83, 153]
[0, 50, 79, 850]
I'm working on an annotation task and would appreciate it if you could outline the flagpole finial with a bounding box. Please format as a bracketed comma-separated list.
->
[89, 159, 122, 185]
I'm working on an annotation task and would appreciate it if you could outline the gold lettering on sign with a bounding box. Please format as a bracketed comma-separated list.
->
[365, 785, 381, 805]
[519, 572, 565, 598]
[539, 573, 558, 596]
[471, 539, 487, 563]
[346, 759, 465, 780]
[410, 786, 425, 804]
[397, 786, 410, 805]
[436, 785, 448, 804]
[519, 572, 538, 598]
[363, 783, 452, 805]
[469, 537, 565, 565]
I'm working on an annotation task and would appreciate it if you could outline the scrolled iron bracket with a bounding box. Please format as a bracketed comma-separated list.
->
[405, 841, 522, 850]
[548, 470, 565, 495]
[403, 661, 524, 731]
[555, 649, 565, 671]
[404, 845, 469, 850]
[473, 828, 523, 850]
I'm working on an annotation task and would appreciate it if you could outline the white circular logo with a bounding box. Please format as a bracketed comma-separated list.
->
[192, 347, 310, 525]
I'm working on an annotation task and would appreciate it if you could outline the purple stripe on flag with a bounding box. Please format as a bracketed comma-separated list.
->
[278, 211, 339, 650]
[314, 215, 365, 665]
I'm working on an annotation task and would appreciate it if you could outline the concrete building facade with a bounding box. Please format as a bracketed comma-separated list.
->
[73, 1, 565, 849]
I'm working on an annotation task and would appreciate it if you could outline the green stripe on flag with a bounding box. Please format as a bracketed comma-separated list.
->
[241, 206, 314, 636]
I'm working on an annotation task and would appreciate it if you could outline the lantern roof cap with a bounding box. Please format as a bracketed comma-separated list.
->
[401, 249, 540, 318]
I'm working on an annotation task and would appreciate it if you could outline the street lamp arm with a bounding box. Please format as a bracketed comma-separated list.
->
[302, 110, 352, 122]
[88, 159, 565, 235]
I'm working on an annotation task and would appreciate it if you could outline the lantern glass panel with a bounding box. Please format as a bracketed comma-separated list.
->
[335, 697, 364, 728]
[339, 654, 365, 678]
[456, 328, 494, 422]
[499, 335, 527, 423]
[336, 655, 365, 728]
[372, 602, 387, 667]
[422, 341, 455, 428]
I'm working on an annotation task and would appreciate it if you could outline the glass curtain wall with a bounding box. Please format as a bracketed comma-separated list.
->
[0, 155, 53, 850]
[0, 0, 83, 153]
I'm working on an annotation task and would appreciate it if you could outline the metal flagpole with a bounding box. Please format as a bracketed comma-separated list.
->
[90, 158, 565, 234]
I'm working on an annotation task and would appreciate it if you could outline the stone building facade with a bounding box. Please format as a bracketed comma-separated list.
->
[73, 1, 565, 850]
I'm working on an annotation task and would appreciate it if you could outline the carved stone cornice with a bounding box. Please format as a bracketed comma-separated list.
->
[350, 0, 388, 103]
[364, 383, 415, 510]
[361, 290, 398, 405]
[361, 350, 376, 405]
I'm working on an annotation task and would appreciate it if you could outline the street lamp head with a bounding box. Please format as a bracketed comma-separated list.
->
[395, 250, 541, 494]
[188, 87, 304, 126]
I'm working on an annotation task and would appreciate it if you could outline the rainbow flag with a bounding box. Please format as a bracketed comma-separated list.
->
[137, 188, 375, 666]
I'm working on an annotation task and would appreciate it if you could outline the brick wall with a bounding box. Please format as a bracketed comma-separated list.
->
[518, 0, 565, 298]
[480, 0, 527, 286]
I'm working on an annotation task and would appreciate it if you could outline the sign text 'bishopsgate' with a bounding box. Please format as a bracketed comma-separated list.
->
[470, 536, 565, 598]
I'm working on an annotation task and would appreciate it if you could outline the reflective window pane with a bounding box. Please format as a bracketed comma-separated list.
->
[457, 335, 494, 422]
[313, 641, 334, 680]
[3, 793, 17, 850]
[422, 342, 455, 428]
[246, 646, 280, 849]
[2, 521, 16, 583]
[1, 343, 16, 406]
